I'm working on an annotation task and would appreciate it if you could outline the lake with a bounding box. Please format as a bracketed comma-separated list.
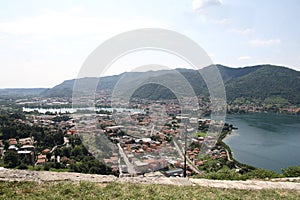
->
[22, 107, 144, 114]
[224, 113, 300, 173]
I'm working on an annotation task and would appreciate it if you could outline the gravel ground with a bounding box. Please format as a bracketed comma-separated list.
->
[1, 167, 300, 190]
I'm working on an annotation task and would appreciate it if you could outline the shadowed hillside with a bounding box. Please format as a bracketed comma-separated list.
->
[6, 65, 299, 105]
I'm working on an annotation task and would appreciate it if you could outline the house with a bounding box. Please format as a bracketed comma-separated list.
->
[19, 137, 34, 145]
[105, 125, 124, 132]
[18, 145, 35, 165]
[42, 148, 50, 155]
[36, 154, 47, 166]
[66, 129, 79, 136]
[134, 160, 149, 174]
[8, 145, 18, 151]
[164, 168, 183, 177]
[20, 145, 35, 152]
[9, 138, 17, 146]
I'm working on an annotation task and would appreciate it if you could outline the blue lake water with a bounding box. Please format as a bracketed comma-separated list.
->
[22, 107, 144, 114]
[224, 113, 300, 173]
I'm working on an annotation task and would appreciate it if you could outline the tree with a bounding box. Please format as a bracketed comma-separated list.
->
[46, 152, 52, 161]
[62, 147, 71, 158]
[282, 166, 300, 177]
[89, 166, 101, 174]
[244, 168, 279, 179]
[69, 135, 81, 147]
[71, 145, 87, 157]
[18, 163, 28, 170]
[4, 151, 20, 168]
[205, 169, 242, 180]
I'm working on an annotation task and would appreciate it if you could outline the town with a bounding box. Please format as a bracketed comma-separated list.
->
[0, 95, 247, 178]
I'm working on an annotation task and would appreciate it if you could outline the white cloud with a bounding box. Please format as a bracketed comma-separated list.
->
[0, 11, 169, 38]
[68, 5, 85, 14]
[0, 35, 8, 40]
[210, 18, 231, 25]
[238, 56, 252, 61]
[207, 53, 215, 59]
[249, 38, 281, 47]
[192, 0, 222, 13]
[229, 28, 254, 35]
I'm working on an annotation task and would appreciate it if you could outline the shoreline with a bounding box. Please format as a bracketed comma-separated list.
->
[223, 114, 300, 172]
[222, 129, 239, 142]
[219, 128, 256, 171]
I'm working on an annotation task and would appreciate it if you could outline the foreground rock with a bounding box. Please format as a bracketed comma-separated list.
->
[1, 167, 300, 190]
[0, 167, 117, 183]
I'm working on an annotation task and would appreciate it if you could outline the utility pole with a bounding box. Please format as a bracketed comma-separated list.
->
[183, 123, 187, 178]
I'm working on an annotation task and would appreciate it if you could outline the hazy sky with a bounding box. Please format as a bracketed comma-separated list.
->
[1, 0, 300, 88]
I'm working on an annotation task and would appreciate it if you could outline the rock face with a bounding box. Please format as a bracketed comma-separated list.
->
[1, 167, 300, 190]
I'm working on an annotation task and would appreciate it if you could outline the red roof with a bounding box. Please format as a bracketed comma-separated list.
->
[9, 138, 17, 145]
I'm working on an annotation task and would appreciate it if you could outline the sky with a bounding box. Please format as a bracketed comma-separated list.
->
[0, 0, 300, 88]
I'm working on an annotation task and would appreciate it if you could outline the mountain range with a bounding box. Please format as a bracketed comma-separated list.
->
[1, 65, 300, 105]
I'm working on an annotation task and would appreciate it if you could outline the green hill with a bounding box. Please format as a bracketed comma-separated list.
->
[225, 65, 300, 104]
[33, 65, 300, 105]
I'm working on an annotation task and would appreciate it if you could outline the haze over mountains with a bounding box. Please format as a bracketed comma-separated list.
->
[1, 65, 300, 105]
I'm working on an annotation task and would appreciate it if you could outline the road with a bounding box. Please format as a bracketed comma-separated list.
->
[173, 140, 202, 175]
[225, 148, 232, 161]
[118, 158, 123, 177]
[117, 143, 137, 176]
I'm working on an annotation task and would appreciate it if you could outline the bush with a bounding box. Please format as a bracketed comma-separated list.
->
[244, 168, 280, 179]
[282, 166, 300, 177]
[204, 169, 244, 180]
[4, 151, 20, 168]
[44, 165, 50, 171]
[18, 163, 28, 170]
[89, 167, 101, 174]
[35, 166, 42, 171]
[44, 162, 55, 171]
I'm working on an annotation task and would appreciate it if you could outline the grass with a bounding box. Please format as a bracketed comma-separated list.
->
[26, 166, 71, 172]
[196, 132, 207, 138]
[0, 181, 299, 200]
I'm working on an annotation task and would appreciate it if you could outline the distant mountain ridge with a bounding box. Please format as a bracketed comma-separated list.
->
[0, 88, 47, 97]
[225, 65, 300, 104]
[2, 65, 300, 105]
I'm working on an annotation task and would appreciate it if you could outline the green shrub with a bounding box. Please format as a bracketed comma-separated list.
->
[244, 168, 280, 179]
[44, 165, 50, 171]
[282, 166, 300, 177]
[4, 151, 20, 168]
[204, 169, 244, 180]
[18, 163, 28, 170]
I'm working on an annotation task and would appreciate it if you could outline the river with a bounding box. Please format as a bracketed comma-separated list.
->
[224, 113, 300, 173]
